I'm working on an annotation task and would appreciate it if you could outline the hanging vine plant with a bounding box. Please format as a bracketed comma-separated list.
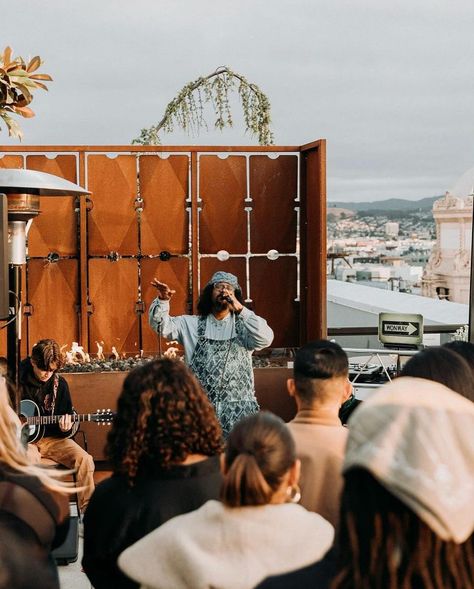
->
[0, 46, 52, 141]
[133, 66, 274, 146]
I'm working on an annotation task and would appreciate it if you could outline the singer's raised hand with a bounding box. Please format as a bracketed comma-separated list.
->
[151, 278, 176, 301]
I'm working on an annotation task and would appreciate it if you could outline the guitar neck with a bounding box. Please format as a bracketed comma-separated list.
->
[26, 414, 93, 426]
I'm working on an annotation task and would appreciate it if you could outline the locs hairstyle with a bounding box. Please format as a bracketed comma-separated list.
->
[332, 469, 474, 589]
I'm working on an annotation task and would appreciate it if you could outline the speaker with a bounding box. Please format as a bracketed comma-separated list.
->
[0, 194, 8, 320]
[52, 508, 79, 565]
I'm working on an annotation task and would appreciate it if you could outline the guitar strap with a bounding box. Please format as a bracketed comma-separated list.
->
[51, 373, 59, 415]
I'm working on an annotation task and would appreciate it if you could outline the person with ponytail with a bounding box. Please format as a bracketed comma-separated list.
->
[118, 411, 334, 589]
[0, 376, 73, 589]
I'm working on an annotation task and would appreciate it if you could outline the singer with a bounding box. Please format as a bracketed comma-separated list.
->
[149, 271, 274, 435]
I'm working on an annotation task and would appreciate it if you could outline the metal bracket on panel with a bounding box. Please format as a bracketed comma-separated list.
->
[107, 251, 120, 262]
[46, 251, 60, 264]
[23, 303, 33, 317]
[75, 195, 93, 211]
[134, 301, 145, 314]
[134, 197, 144, 213]
[86, 303, 94, 315]
[159, 250, 172, 261]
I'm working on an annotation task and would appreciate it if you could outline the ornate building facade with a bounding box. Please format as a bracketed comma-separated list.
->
[422, 169, 473, 304]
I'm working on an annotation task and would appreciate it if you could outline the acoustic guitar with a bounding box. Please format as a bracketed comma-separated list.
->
[20, 399, 114, 443]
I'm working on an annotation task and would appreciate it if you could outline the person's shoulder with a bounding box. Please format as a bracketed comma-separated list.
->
[255, 549, 336, 589]
[86, 475, 130, 512]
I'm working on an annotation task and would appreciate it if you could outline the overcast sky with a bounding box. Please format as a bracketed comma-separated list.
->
[2, 0, 474, 201]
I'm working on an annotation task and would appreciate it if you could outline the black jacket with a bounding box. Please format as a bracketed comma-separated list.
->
[82, 455, 222, 589]
[19, 358, 73, 438]
[255, 548, 337, 589]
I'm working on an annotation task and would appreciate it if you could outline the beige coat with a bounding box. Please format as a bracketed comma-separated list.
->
[118, 499, 334, 589]
[288, 410, 348, 528]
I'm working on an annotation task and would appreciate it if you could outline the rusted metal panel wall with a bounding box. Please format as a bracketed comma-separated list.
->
[24, 155, 80, 352]
[0, 143, 326, 357]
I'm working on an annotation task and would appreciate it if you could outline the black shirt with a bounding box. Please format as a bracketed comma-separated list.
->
[19, 358, 73, 438]
[82, 454, 223, 589]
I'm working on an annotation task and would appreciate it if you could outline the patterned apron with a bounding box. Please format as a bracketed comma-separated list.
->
[189, 315, 259, 436]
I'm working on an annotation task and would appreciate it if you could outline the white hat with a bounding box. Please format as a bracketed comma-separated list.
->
[344, 377, 474, 543]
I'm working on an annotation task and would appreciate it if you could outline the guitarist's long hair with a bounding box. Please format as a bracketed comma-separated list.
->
[0, 377, 75, 493]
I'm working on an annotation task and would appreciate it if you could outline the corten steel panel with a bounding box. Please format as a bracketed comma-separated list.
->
[88, 259, 140, 355]
[249, 155, 298, 253]
[199, 258, 247, 297]
[300, 144, 326, 341]
[139, 155, 189, 255]
[63, 372, 126, 461]
[250, 257, 298, 347]
[25, 155, 78, 256]
[87, 155, 138, 255]
[199, 156, 247, 253]
[25, 259, 79, 350]
[141, 257, 190, 355]
[0, 155, 23, 168]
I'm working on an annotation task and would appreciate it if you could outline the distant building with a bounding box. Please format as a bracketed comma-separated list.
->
[385, 221, 399, 237]
[422, 168, 473, 303]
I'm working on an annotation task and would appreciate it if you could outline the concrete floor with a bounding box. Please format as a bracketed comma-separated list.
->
[58, 539, 91, 589]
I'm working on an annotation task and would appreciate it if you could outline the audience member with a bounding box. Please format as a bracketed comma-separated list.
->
[0, 523, 60, 589]
[118, 411, 334, 589]
[444, 340, 474, 401]
[0, 376, 71, 589]
[400, 345, 474, 401]
[19, 339, 95, 512]
[287, 340, 349, 526]
[0, 356, 17, 409]
[82, 358, 224, 589]
[257, 377, 474, 588]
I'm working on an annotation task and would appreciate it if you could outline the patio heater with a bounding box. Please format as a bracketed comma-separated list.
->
[0, 169, 90, 407]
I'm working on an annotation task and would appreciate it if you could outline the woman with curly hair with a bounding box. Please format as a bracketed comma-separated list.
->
[82, 358, 224, 589]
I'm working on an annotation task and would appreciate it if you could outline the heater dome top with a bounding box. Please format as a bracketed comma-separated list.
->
[0, 169, 90, 196]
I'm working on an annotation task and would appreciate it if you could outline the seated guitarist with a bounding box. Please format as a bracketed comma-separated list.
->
[19, 339, 95, 514]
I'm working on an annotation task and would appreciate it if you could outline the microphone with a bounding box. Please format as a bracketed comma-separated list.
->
[223, 295, 233, 304]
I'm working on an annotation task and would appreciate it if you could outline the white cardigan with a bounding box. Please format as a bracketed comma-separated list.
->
[119, 499, 334, 589]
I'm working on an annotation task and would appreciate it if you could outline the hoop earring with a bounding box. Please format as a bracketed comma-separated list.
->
[286, 485, 301, 504]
